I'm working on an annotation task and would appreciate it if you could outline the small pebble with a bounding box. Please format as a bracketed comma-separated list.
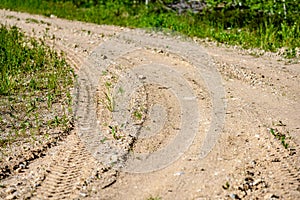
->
[229, 193, 241, 200]
[5, 187, 16, 194]
[174, 171, 184, 176]
[250, 160, 257, 165]
[5, 193, 17, 200]
[138, 75, 146, 80]
[264, 193, 279, 199]
[79, 192, 87, 197]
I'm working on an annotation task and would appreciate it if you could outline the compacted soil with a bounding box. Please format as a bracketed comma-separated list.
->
[0, 9, 299, 200]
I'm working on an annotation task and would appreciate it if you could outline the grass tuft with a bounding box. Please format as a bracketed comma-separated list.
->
[269, 128, 289, 149]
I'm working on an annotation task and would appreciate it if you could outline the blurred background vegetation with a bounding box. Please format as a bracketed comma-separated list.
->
[0, 0, 299, 57]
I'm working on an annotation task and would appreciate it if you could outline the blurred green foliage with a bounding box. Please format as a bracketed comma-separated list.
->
[0, 0, 299, 56]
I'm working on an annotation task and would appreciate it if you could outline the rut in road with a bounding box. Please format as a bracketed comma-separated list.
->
[32, 134, 95, 199]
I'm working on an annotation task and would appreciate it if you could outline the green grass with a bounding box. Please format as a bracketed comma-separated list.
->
[0, 0, 299, 58]
[0, 24, 74, 149]
[109, 125, 121, 140]
[100, 81, 115, 112]
[269, 128, 289, 149]
[133, 110, 143, 121]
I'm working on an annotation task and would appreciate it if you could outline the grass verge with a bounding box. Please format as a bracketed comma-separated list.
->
[0, 24, 74, 176]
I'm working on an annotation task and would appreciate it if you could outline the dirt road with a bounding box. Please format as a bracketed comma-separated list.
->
[0, 9, 299, 199]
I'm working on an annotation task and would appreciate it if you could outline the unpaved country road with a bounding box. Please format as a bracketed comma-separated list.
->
[0, 9, 299, 200]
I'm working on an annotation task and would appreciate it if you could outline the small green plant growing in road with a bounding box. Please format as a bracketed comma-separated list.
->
[100, 81, 115, 112]
[109, 125, 122, 140]
[100, 137, 107, 143]
[147, 196, 162, 200]
[101, 70, 108, 76]
[269, 128, 289, 149]
[118, 86, 125, 95]
[133, 110, 143, 120]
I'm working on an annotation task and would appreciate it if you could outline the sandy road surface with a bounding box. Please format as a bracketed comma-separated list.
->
[0, 9, 299, 200]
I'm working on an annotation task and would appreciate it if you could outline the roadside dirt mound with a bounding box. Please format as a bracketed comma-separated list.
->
[0, 9, 299, 200]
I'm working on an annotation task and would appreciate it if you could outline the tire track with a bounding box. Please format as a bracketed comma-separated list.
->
[243, 133, 300, 199]
[0, 10, 119, 198]
[32, 134, 96, 200]
[263, 132, 300, 198]
[221, 79, 300, 199]
[75, 29, 226, 172]
[30, 44, 118, 199]
[24, 19, 123, 197]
